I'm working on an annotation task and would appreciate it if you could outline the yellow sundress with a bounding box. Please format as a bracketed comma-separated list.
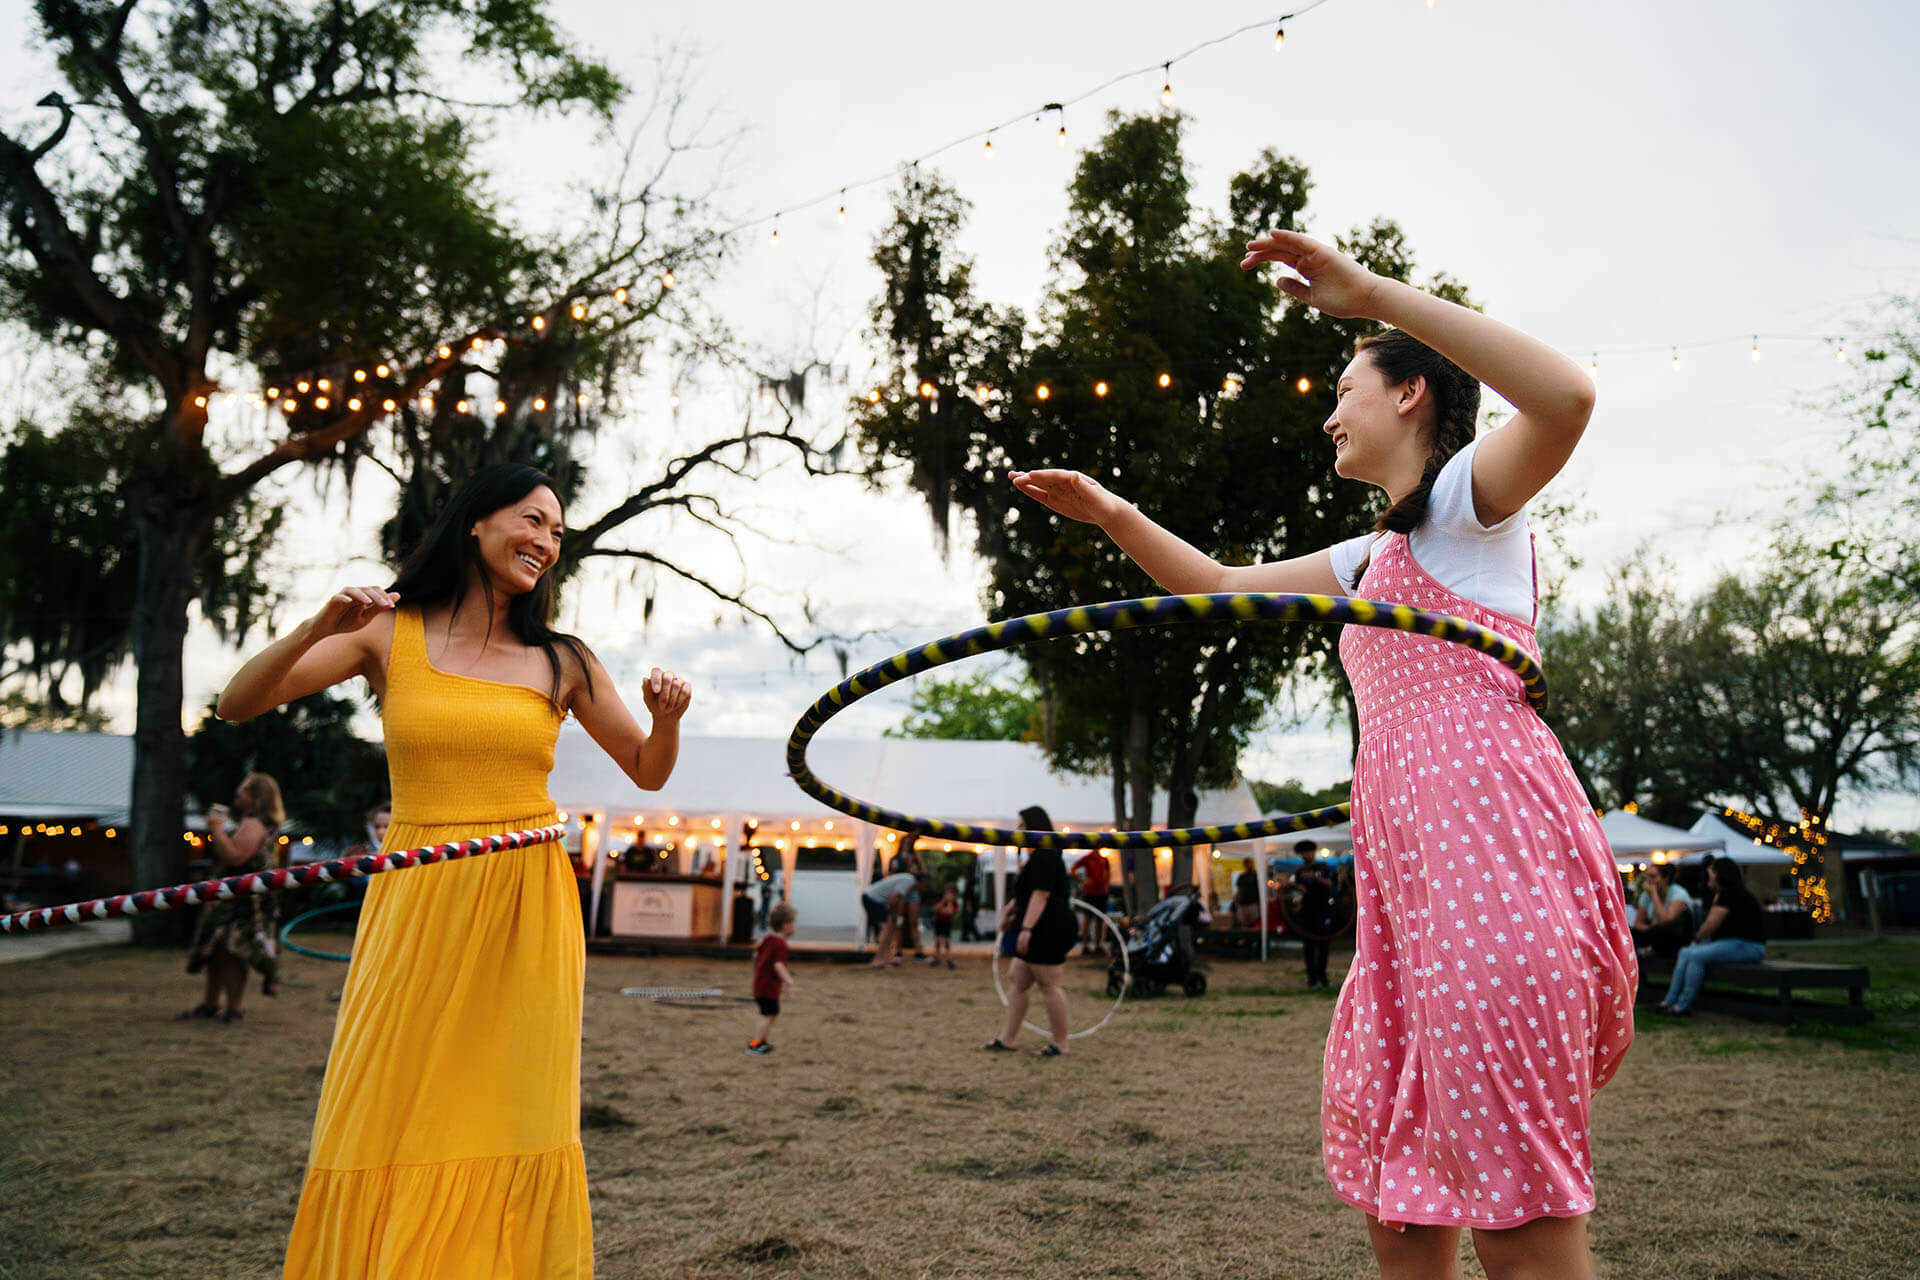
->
[284, 606, 589, 1277]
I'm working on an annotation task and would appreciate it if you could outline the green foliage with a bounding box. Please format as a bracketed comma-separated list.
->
[186, 691, 388, 843]
[0, 409, 280, 710]
[887, 671, 1039, 742]
[857, 112, 1471, 838]
[1814, 296, 1920, 591]
[1541, 539, 1920, 831]
[1248, 776, 1351, 817]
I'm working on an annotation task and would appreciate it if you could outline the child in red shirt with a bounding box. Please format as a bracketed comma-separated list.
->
[747, 903, 796, 1056]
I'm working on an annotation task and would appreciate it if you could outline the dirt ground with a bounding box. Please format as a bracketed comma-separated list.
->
[1, 939, 1916, 1280]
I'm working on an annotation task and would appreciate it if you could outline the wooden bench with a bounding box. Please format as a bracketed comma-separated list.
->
[1637, 956, 1871, 1024]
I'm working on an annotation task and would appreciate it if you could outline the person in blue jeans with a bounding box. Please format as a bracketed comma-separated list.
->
[1659, 857, 1768, 1015]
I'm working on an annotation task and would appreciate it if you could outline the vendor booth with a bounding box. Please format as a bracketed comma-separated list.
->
[548, 729, 1267, 948]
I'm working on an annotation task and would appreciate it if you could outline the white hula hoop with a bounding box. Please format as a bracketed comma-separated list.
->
[991, 898, 1130, 1041]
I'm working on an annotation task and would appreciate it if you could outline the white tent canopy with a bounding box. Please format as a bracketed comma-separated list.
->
[552, 729, 1267, 944]
[1598, 809, 1723, 858]
[1683, 813, 1793, 866]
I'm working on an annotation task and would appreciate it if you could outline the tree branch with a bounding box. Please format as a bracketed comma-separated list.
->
[577, 547, 817, 656]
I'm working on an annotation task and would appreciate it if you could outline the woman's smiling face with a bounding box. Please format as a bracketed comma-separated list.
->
[1323, 351, 1416, 486]
[469, 485, 564, 595]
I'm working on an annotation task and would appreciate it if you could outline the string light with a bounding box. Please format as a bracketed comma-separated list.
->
[494, 399, 507, 414]
[983, 135, 995, 161]
[375, 364, 390, 378]
[1159, 63, 1174, 111]
[1588, 354, 1600, 378]
[918, 380, 936, 398]
[866, 388, 882, 403]
[455, 398, 470, 414]
[531, 316, 546, 331]
[1036, 383, 1051, 401]
[1158, 371, 1171, 388]
[1750, 337, 1761, 362]
[1094, 380, 1109, 397]
[1671, 348, 1682, 372]
[348, 397, 362, 411]
[317, 378, 331, 391]
[571, 301, 587, 320]
[533, 396, 548, 411]
[614, 286, 628, 304]
[1834, 340, 1849, 363]
[281, 398, 297, 413]
[314, 395, 329, 410]
[297, 380, 311, 393]
[1295, 375, 1312, 394]
[381, 398, 396, 412]
[352, 368, 367, 382]
[1274, 25, 1286, 51]
[192, 394, 207, 408]
[662, 270, 676, 290]
[770, 218, 780, 245]
[437, 345, 452, 359]
[837, 189, 847, 224]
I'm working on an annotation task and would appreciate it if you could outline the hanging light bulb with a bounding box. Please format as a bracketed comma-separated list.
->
[281, 397, 297, 413]
[1749, 337, 1762, 362]
[265, 386, 280, 399]
[314, 395, 330, 410]
[375, 363, 391, 378]
[1588, 355, 1600, 379]
[192, 394, 208, 408]
[317, 378, 332, 391]
[918, 380, 936, 398]
[670, 393, 680, 408]
[347, 397, 362, 411]
[493, 399, 507, 414]
[770, 218, 780, 245]
[1274, 25, 1286, 52]
[614, 286, 628, 304]
[1295, 376, 1312, 394]
[576, 390, 590, 407]
[437, 345, 452, 359]
[837, 195, 847, 224]
[532, 315, 547, 331]
[1094, 380, 1109, 397]
[1158, 371, 1172, 388]
[455, 398, 470, 414]
[1036, 383, 1052, 401]
[533, 396, 548, 411]
[983, 135, 994, 161]
[352, 368, 368, 383]
[662, 270, 676, 290]
[1671, 348, 1682, 371]
[866, 388, 882, 404]
[570, 301, 587, 320]
[1160, 64, 1174, 111]
[296, 380, 311, 393]
[381, 398, 396, 412]
[1834, 341, 1849, 363]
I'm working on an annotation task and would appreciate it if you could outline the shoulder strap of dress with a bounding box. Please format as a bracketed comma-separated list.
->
[388, 604, 424, 675]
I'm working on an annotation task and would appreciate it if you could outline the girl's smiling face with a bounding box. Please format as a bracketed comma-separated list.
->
[1322, 351, 1433, 493]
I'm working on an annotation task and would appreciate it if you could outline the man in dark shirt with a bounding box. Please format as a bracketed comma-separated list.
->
[1290, 841, 1338, 989]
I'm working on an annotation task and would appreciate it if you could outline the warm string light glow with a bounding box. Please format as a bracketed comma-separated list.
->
[1722, 807, 1835, 924]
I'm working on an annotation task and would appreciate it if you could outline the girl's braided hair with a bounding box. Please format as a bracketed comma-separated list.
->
[1352, 329, 1482, 581]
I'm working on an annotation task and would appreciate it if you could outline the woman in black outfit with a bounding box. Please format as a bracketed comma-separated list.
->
[1658, 857, 1768, 1015]
[984, 806, 1080, 1057]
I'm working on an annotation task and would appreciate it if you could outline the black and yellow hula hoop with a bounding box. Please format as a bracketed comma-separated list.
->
[785, 593, 1545, 849]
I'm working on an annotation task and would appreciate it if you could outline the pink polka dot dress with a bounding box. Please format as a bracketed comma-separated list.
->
[1322, 531, 1637, 1230]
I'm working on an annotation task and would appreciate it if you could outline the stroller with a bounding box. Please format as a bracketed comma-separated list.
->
[1107, 891, 1207, 998]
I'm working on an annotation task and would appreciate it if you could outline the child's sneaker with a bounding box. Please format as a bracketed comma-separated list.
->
[745, 1041, 773, 1055]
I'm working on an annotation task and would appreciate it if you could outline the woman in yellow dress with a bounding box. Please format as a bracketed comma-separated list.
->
[216, 464, 691, 1277]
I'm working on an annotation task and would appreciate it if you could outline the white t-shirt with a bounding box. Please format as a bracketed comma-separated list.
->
[1326, 437, 1535, 623]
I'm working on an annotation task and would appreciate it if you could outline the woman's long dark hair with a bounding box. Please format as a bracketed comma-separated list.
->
[388, 464, 592, 706]
[1352, 329, 1481, 580]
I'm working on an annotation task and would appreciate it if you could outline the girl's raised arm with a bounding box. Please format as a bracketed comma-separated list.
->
[1010, 468, 1344, 597]
[1241, 228, 1595, 526]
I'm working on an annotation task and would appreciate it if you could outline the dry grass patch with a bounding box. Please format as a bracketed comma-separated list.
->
[1, 940, 1916, 1278]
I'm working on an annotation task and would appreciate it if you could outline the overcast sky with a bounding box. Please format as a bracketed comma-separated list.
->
[5, 0, 1919, 827]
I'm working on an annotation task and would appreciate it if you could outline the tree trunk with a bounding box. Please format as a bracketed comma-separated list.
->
[125, 480, 212, 946]
[1122, 707, 1159, 915]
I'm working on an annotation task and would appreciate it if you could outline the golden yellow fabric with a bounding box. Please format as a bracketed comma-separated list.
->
[284, 607, 588, 1278]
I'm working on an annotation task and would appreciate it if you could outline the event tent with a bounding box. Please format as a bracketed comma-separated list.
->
[1684, 813, 1794, 866]
[1597, 809, 1723, 869]
[548, 729, 1268, 943]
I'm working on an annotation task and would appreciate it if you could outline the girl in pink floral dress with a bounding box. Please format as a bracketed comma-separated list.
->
[1011, 230, 1636, 1279]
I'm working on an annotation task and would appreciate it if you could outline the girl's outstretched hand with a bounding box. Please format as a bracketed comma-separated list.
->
[1240, 229, 1380, 319]
[1010, 469, 1126, 526]
[311, 587, 399, 639]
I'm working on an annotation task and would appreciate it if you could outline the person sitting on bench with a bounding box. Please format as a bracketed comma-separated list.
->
[1658, 857, 1766, 1015]
[1631, 862, 1695, 961]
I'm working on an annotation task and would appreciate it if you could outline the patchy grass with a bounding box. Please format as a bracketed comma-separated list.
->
[0, 943, 1916, 1278]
